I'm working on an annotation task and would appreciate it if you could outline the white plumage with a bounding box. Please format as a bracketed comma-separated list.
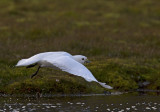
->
[16, 51, 113, 89]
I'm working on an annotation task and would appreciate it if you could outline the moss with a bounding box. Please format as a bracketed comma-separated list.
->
[0, 57, 159, 94]
[5, 73, 105, 94]
[88, 58, 160, 91]
[0, 0, 160, 94]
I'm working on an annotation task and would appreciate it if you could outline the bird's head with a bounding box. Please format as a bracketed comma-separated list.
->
[73, 55, 90, 64]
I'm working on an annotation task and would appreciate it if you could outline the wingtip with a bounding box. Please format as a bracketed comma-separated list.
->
[98, 82, 113, 89]
[107, 86, 113, 89]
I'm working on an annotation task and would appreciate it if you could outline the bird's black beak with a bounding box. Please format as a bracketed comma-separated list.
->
[85, 60, 91, 63]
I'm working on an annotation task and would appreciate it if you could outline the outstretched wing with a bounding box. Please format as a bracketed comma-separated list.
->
[43, 56, 113, 89]
[43, 56, 98, 82]
[16, 52, 72, 66]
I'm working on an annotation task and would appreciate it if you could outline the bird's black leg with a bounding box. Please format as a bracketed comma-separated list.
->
[26, 63, 37, 68]
[31, 66, 41, 79]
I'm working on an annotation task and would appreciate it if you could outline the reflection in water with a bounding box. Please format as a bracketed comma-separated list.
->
[0, 94, 160, 112]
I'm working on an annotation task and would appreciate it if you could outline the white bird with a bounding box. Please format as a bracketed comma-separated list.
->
[16, 51, 113, 89]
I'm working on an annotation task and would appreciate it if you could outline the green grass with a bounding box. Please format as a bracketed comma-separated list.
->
[0, 0, 160, 94]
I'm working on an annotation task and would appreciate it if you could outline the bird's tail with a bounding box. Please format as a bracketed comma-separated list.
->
[98, 82, 113, 89]
[16, 59, 28, 67]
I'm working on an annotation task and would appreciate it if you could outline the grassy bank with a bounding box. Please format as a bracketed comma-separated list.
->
[0, 58, 160, 94]
[0, 0, 160, 94]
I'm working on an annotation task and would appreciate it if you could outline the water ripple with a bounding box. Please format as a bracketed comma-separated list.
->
[0, 95, 159, 112]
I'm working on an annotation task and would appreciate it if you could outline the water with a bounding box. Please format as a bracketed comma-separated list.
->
[0, 94, 160, 112]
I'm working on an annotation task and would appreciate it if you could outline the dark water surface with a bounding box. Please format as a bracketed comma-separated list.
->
[0, 94, 160, 112]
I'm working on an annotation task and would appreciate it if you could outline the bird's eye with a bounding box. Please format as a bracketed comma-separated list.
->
[82, 58, 84, 60]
